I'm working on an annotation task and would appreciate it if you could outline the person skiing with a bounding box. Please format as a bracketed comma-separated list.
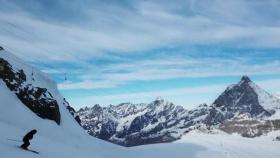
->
[20, 129, 37, 150]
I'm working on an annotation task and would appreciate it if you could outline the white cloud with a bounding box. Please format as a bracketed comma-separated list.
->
[58, 80, 123, 90]
[1, 0, 280, 63]
[68, 78, 280, 109]
[1, 0, 280, 108]
[58, 56, 280, 90]
[68, 83, 227, 109]
[257, 79, 280, 92]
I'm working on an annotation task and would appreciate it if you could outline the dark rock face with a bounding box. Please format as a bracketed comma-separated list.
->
[0, 46, 3, 50]
[203, 107, 226, 125]
[220, 118, 280, 137]
[0, 57, 61, 124]
[65, 101, 81, 125]
[208, 76, 272, 125]
[213, 76, 271, 117]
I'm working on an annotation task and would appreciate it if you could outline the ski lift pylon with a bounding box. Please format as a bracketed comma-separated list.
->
[64, 73, 67, 81]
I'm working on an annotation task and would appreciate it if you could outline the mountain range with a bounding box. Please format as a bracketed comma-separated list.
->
[77, 76, 280, 146]
[1, 46, 280, 158]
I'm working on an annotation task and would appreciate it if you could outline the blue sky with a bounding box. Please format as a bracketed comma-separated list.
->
[0, 0, 280, 109]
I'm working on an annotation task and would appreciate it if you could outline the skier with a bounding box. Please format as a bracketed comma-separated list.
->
[20, 129, 37, 150]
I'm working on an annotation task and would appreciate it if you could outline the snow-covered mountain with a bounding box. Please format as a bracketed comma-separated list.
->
[78, 99, 192, 146]
[211, 76, 280, 137]
[0, 47, 126, 158]
[78, 76, 280, 146]
[213, 76, 279, 115]
[0, 50, 61, 124]
[0, 47, 83, 126]
[206, 76, 280, 124]
[1, 46, 280, 158]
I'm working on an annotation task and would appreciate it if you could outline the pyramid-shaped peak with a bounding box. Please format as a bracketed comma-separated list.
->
[240, 75, 251, 83]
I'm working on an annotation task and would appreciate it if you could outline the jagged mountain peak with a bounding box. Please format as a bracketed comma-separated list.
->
[93, 104, 102, 108]
[212, 76, 277, 122]
[149, 97, 169, 106]
[77, 98, 191, 146]
[240, 75, 252, 83]
[198, 103, 208, 108]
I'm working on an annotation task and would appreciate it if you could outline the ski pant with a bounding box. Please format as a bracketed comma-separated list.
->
[20, 140, 30, 149]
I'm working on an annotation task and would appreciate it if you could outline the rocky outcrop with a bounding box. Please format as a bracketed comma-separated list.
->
[220, 118, 280, 137]
[0, 56, 61, 124]
[64, 99, 81, 125]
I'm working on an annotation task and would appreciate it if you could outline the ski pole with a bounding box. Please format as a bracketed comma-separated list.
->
[7, 139, 22, 142]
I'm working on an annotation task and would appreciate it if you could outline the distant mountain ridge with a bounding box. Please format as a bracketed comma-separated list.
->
[78, 100, 191, 146]
[78, 76, 280, 146]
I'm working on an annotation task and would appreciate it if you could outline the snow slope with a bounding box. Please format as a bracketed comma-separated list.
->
[249, 82, 280, 110]
[0, 79, 124, 158]
[177, 131, 280, 158]
[1, 83, 280, 158]
[1, 49, 280, 158]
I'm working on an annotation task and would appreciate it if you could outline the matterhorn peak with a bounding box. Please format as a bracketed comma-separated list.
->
[240, 75, 252, 83]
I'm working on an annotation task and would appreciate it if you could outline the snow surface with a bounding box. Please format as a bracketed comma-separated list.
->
[249, 82, 280, 110]
[1, 87, 280, 158]
[1, 49, 280, 158]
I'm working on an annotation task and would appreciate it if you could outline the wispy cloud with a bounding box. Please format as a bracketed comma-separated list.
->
[1, 0, 280, 62]
[68, 78, 280, 109]
[58, 56, 280, 90]
[1, 0, 280, 107]
[69, 83, 228, 108]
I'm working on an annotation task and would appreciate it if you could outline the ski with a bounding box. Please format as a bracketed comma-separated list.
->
[18, 146, 39, 154]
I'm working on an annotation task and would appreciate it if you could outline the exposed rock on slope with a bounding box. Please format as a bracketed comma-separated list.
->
[64, 98, 82, 125]
[0, 49, 61, 124]
[220, 117, 280, 137]
[78, 100, 194, 146]
[206, 76, 274, 126]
